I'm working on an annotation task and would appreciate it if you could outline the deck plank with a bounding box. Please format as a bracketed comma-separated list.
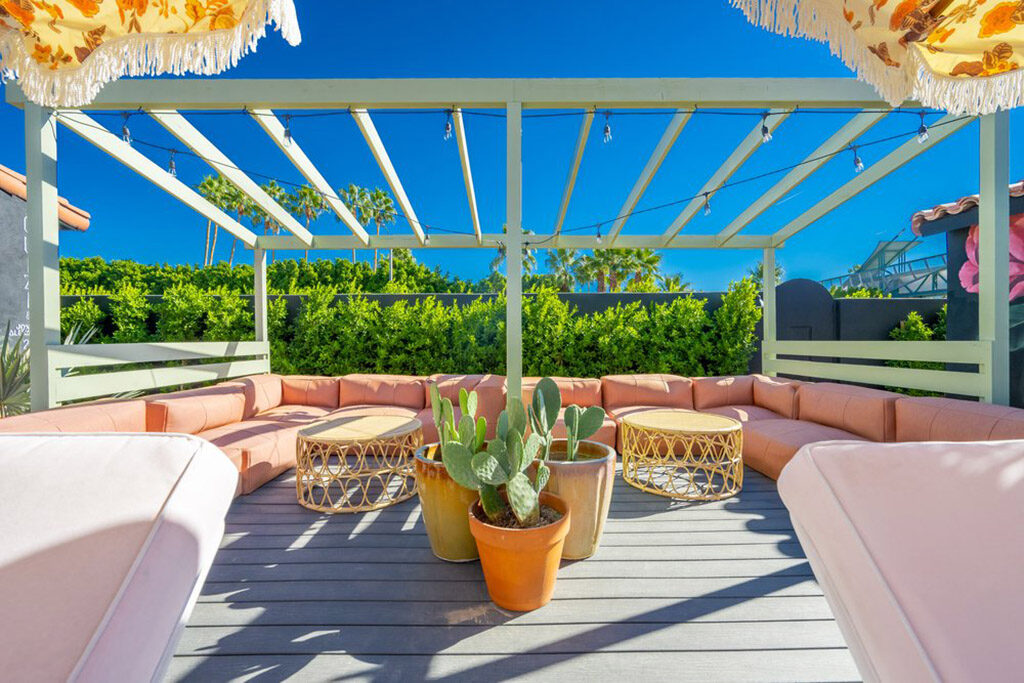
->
[169, 465, 858, 682]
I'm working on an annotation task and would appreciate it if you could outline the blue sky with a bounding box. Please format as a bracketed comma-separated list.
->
[2, 1, 1021, 290]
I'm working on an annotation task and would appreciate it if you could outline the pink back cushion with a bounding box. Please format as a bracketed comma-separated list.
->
[281, 376, 340, 409]
[753, 374, 802, 419]
[145, 385, 246, 434]
[339, 374, 425, 410]
[226, 374, 283, 418]
[600, 374, 693, 410]
[895, 397, 1024, 442]
[0, 400, 148, 433]
[521, 377, 602, 408]
[692, 376, 754, 410]
[798, 382, 899, 442]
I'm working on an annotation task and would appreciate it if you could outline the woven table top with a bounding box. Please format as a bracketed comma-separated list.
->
[621, 409, 741, 434]
[298, 415, 422, 444]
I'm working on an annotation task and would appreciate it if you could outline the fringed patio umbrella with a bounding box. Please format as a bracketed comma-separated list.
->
[733, 0, 1024, 114]
[0, 0, 300, 107]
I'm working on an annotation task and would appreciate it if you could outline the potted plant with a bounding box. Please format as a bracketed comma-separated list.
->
[529, 377, 615, 560]
[441, 398, 570, 611]
[413, 385, 485, 562]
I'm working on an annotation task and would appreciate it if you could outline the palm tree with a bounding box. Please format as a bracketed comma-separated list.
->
[545, 248, 579, 292]
[747, 261, 785, 288]
[197, 175, 232, 265]
[658, 273, 693, 292]
[260, 180, 289, 262]
[489, 225, 536, 277]
[577, 250, 617, 292]
[340, 186, 398, 277]
[287, 184, 327, 261]
[631, 248, 662, 285]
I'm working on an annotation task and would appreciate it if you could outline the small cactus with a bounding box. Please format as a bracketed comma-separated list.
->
[429, 383, 486, 452]
[528, 377, 606, 461]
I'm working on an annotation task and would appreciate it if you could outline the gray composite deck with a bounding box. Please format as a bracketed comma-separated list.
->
[167, 467, 859, 682]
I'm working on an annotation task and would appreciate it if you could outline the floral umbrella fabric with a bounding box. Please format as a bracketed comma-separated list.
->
[733, 0, 1024, 114]
[0, 0, 300, 107]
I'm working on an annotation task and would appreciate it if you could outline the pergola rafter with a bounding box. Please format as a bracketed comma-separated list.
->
[553, 110, 593, 235]
[149, 109, 313, 245]
[661, 107, 792, 243]
[452, 108, 483, 244]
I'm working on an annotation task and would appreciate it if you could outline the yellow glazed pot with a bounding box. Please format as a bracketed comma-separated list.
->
[414, 443, 480, 562]
[538, 439, 616, 560]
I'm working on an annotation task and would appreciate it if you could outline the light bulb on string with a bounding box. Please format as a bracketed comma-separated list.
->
[167, 150, 177, 177]
[444, 110, 453, 141]
[702, 192, 712, 216]
[851, 145, 864, 173]
[596, 223, 603, 244]
[917, 112, 929, 143]
[283, 115, 293, 147]
[121, 112, 132, 145]
[603, 112, 612, 143]
[760, 112, 772, 144]
[423, 226, 431, 245]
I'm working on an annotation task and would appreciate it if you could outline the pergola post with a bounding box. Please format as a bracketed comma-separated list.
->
[505, 101, 523, 404]
[978, 112, 1010, 405]
[254, 248, 268, 343]
[24, 104, 61, 411]
[761, 247, 777, 377]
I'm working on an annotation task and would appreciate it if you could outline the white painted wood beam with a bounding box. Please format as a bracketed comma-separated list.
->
[506, 102, 523, 402]
[256, 233, 773, 250]
[554, 110, 594, 234]
[771, 113, 974, 246]
[608, 109, 691, 242]
[662, 108, 792, 242]
[351, 108, 426, 244]
[452, 108, 482, 244]
[149, 109, 313, 245]
[249, 109, 369, 244]
[57, 110, 257, 247]
[978, 111, 1010, 405]
[717, 110, 887, 246]
[761, 247, 777, 377]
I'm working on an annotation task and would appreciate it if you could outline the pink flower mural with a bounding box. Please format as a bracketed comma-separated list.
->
[959, 214, 1024, 302]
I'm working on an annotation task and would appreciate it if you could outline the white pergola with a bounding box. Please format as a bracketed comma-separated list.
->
[9, 78, 1011, 410]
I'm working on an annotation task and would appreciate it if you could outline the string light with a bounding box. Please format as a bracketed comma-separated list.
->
[760, 112, 772, 144]
[603, 112, 612, 143]
[283, 115, 293, 146]
[596, 223, 603, 244]
[443, 110, 453, 141]
[850, 144, 865, 173]
[917, 112, 929, 143]
[121, 112, 132, 145]
[167, 149, 177, 177]
[423, 226, 430, 245]
[702, 192, 712, 216]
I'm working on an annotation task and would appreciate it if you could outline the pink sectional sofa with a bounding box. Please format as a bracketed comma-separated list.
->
[520, 376, 618, 448]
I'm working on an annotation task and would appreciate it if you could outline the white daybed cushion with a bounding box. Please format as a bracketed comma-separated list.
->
[779, 439, 1024, 683]
[0, 433, 238, 682]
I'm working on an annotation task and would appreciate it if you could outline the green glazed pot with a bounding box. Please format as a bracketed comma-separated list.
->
[539, 439, 616, 560]
[414, 443, 480, 562]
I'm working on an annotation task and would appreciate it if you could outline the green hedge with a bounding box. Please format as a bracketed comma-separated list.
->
[61, 279, 763, 377]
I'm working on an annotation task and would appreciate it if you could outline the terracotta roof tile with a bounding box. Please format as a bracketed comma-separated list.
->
[911, 180, 1024, 235]
[0, 164, 90, 231]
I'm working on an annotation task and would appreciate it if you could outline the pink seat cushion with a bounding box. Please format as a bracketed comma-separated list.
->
[146, 384, 247, 435]
[281, 375, 340, 409]
[601, 374, 693, 410]
[426, 374, 505, 438]
[0, 399, 147, 433]
[339, 374, 425, 410]
[797, 382, 899, 442]
[330, 404, 420, 421]
[742, 418, 866, 480]
[779, 440, 1024, 682]
[0, 433, 236, 682]
[521, 377, 603, 408]
[702, 404, 784, 423]
[226, 374, 283, 418]
[692, 375, 754, 410]
[895, 397, 1024, 442]
[752, 374, 802, 419]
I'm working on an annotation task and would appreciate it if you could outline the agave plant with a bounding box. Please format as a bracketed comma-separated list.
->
[0, 322, 30, 418]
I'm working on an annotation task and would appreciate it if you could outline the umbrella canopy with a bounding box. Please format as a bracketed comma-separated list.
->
[733, 0, 1024, 114]
[0, 0, 299, 108]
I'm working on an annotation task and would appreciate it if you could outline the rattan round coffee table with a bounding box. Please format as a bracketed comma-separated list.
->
[620, 409, 743, 501]
[296, 415, 422, 513]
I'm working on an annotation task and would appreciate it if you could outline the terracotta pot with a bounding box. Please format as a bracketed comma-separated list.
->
[468, 491, 570, 611]
[414, 443, 479, 562]
[540, 439, 616, 559]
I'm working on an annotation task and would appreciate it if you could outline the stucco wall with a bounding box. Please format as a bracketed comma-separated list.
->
[0, 192, 30, 340]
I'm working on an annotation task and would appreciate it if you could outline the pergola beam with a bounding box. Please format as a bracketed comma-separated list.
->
[717, 110, 887, 245]
[554, 110, 593, 234]
[250, 109, 369, 244]
[609, 109, 691, 242]
[662, 107, 792, 242]
[452, 109, 482, 244]
[255, 233, 774, 250]
[149, 109, 313, 245]
[351, 109, 426, 244]
[57, 110, 257, 247]
[771, 113, 975, 246]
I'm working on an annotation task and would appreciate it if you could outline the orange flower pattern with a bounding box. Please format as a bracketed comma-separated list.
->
[1, 0, 248, 70]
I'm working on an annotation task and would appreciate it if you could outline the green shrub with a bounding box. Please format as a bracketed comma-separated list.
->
[108, 284, 152, 343]
[204, 290, 254, 341]
[707, 278, 762, 376]
[157, 283, 209, 341]
[61, 298, 106, 339]
[647, 295, 710, 376]
[886, 310, 944, 396]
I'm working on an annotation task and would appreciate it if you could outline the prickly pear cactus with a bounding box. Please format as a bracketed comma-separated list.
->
[527, 376, 608, 461]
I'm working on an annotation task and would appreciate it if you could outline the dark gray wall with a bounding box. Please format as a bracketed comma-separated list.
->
[0, 192, 29, 340]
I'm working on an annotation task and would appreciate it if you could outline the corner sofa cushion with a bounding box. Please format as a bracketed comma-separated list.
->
[702, 404, 784, 423]
[895, 397, 1024, 442]
[145, 385, 247, 435]
[340, 374, 425, 410]
[521, 377, 602, 408]
[692, 375, 754, 410]
[752, 374, 802, 419]
[601, 374, 693, 411]
[742, 419, 866, 480]
[282, 376, 340, 409]
[797, 382, 899, 443]
[779, 440, 1024, 682]
[0, 433, 236, 682]
[228, 374, 283, 418]
[0, 399, 147, 433]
